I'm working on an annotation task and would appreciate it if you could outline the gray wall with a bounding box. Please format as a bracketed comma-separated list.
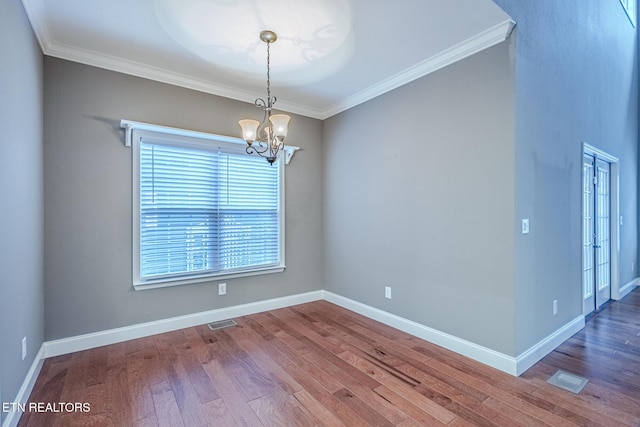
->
[5, 2, 637, 405]
[493, 0, 639, 354]
[324, 0, 638, 359]
[323, 42, 518, 355]
[43, 57, 324, 340]
[0, 0, 44, 422]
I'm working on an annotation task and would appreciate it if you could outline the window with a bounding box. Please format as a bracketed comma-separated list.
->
[621, 0, 637, 26]
[129, 123, 285, 289]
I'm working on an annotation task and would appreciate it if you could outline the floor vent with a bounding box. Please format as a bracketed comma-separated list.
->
[207, 319, 237, 331]
[547, 370, 589, 394]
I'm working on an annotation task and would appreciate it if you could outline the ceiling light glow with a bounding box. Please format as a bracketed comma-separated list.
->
[155, 0, 354, 85]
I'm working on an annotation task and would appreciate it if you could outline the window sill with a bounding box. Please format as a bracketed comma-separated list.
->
[133, 265, 286, 291]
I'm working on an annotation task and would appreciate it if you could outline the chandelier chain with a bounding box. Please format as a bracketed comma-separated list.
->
[266, 40, 272, 108]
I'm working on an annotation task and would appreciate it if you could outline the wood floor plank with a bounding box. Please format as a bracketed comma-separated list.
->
[254, 311, 357, 395]
[511, 389, 603, 427]
[104, 342, 134, 426]
[482, 397, 556, 427]
[199, 398, 237, 427]
[85, 345, 109, 387]
[335, 348, 459, 424]
[528, 379, 639, 427]
[166, 356, 211, 426]
[283, 362, 371, 427]
[126, 353, 158, 424]
[423, 357, 581, 427]
[307, 301, 415, 341]
[19, 357, 70, 427]
[180, 353, 220, 405]
[227, 317, 303, 395]
[182, 326, 215, 365]
[201, 358, 264, 427]
[257, 326, 348, 394]
[248, 386, 316, 427]
[397, 363, 518, 427]
[525, 361, 640, 418]
[150, 380, 185, 427]
[333, 387, 396, 427]
[17, 289, 640, 426]
[292, 389, 346, 426]
[372, 385, 449, 426]
[303, 350, 411, 425]
[544, 352, 640, 395]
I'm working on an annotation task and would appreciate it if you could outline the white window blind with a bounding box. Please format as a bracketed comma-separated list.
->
[130, 125, 285, 289]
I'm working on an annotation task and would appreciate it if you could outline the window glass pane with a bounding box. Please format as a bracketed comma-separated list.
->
[219, 153, 280, 270]
[138, 138, 281, 283]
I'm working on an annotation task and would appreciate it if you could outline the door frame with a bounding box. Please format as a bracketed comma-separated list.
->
[582, 143, 620, 309]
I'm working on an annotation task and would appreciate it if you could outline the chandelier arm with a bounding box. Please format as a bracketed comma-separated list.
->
[246, 142, 279, 165]
[273, 141, 284, 157]
[246, 144, 269, 157]
[246, 140, 277, 156]
[255, 105, 270, 143]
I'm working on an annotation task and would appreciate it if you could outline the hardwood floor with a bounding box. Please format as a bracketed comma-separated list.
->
[18, 289, 640, 426]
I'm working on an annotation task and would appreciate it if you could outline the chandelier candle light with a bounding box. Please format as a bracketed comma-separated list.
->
[239, 30, 291, 164]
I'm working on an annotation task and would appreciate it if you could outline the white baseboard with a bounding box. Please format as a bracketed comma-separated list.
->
[322, 291, 520, 375]
[323, 291, 586, 377]
[7, 287, 589, 420]
[616, 277, 639, 300]
[514, 315, 584, 376]
[43, 289, 588, 376]
[2, 346, 46, 427]
[43, 291, 323, 358]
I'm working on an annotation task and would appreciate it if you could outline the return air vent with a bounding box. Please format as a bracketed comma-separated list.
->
[547, 370, 589, 394]
[207, 319, 237, 331]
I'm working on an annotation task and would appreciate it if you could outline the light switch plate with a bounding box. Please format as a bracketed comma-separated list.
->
[522, 219, 530, 234]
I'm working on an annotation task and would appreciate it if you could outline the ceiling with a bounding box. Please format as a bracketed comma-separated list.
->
[21, 0, 514, 119]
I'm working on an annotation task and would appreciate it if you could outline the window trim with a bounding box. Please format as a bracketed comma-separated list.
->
[620, 0, 637, 27]
[123, 120, 288, 290]
[122, 120, 300, 164]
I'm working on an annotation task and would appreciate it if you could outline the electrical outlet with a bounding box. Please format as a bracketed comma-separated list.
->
[218, 283, 227, 296]
[521, 219, 530, 234]
[552, 300, 558, 316]
[385, 286, 392, 299]
[22, 336, 27, 360]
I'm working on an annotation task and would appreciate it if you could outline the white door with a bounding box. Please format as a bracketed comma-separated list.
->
[582, 154, 611, 315]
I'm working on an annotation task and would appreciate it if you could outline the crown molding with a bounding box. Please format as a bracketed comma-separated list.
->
[21, 0, 514, 120]
[20, 1, 325, 118]
[89, 48, 324, 118]
[21, 0, 53, 52]
[320, 18, 515, 119]
[38, 36, 327, 119]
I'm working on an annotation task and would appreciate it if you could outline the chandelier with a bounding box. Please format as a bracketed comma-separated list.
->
[239, 30, 291, 164]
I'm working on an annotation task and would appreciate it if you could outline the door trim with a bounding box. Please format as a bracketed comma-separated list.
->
[582, 143, 620, 303]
